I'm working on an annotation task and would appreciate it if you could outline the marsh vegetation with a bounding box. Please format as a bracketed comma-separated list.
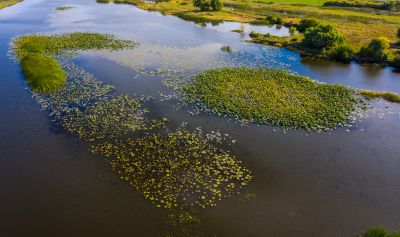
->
[12, 33, 137, 91]
[183, 67, 361, 131]
[12, 33, 253, 219]
[363, 226, 400, 237]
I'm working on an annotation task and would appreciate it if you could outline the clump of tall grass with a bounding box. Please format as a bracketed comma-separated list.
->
[20, 53, 66, 92]
[12, 32, 137, 92]
[360, 90, 400, 103]
[363, 226, 400, 237]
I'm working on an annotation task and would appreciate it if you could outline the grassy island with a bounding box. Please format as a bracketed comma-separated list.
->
[20, 53, 66, 92]
[12, 33, 137, 92]
[183, 67, 360, 131]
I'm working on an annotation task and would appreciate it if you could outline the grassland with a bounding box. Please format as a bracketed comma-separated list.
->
[183, 67, 360, 131]
[0, 0, 21, 9]
[96, 0, 400, 56]
[12, 33, 137, 92]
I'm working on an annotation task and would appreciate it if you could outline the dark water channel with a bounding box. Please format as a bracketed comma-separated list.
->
[1, 0, 400, 236]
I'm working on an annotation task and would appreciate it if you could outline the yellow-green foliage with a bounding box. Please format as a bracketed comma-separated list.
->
[0, 0, 21, 9]
[20, 54, 66, 92]
[12, 33, 137, 92]
[184, 67, 359, 131]
[12, 32, 137, 59]
[360, 90, 400, 103]
[63, 95, 167, 141]
[91, 127, 252, 209]
[363, 226, 400, 237]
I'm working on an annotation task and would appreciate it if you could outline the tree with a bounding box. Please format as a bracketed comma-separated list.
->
[297, 18, 318, 33]
[210, 0, 223, 11]
[359, 37, 391, 63]
[302, 24, 345, 50]
[397, 27, 400, 39]
[193, 0, 222, 11]
[329, 44, 354, 63]
[193, 0, 210, 11]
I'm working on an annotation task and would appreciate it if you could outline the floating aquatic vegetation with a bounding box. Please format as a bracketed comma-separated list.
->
[89, 42, 292, 92]
[12, 32, 138, 92]
[63, 95, 167, 141]
[182, 67, 362, 131]
[55, 6, 74, 11]
[32, 61, 114, 120]
[91, 126, 252, 209]
[12, 33, 253, 217]
[12, 32, 138, 59]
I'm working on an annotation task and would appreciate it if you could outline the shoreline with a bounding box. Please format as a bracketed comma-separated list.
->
[96, 0, 400, 70]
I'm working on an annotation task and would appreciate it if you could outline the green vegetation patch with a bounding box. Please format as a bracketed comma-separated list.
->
[360, 90, 400, 103]
[183, 67, 359, 131]
[12, 32, 138, 92]
[55, 6, 75, 11]
[0, 0, 22, 9]
[32, 62, 114, 119]
[363, 226, 400, 237]
[21, 54, 66, 92]
[13, 32, 138, 59]
[91, 126, 252, 209]
[63, 95, 167, 141]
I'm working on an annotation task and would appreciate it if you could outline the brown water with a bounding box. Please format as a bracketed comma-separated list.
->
[1, 0, 400, 236]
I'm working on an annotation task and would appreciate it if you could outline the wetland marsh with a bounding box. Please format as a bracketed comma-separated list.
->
[1, 0, 400, 236]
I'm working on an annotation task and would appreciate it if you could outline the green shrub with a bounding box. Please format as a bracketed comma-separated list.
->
[275, 16, 283, 25]
[289, 27, 297, 35]
[264, 15, 283, 25]
[249, 31, 263, 38]
[266, 15, 275, 23]
[193, 0, 210, 11]
[193, 0, 222, 11]
[21, 53, 66, 92]
[329, 44, 354, 63]
[210, 0, 223, 10]
[359, 37, 391, 63]
[397, 27, 400, 39]
[302, 24, 345, 50]
[297, 18, 319, 33]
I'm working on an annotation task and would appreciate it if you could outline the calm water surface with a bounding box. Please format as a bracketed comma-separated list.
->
[1, 0, 400, 236]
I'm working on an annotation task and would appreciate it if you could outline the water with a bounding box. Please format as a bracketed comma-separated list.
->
[0, 0, 400, 236]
